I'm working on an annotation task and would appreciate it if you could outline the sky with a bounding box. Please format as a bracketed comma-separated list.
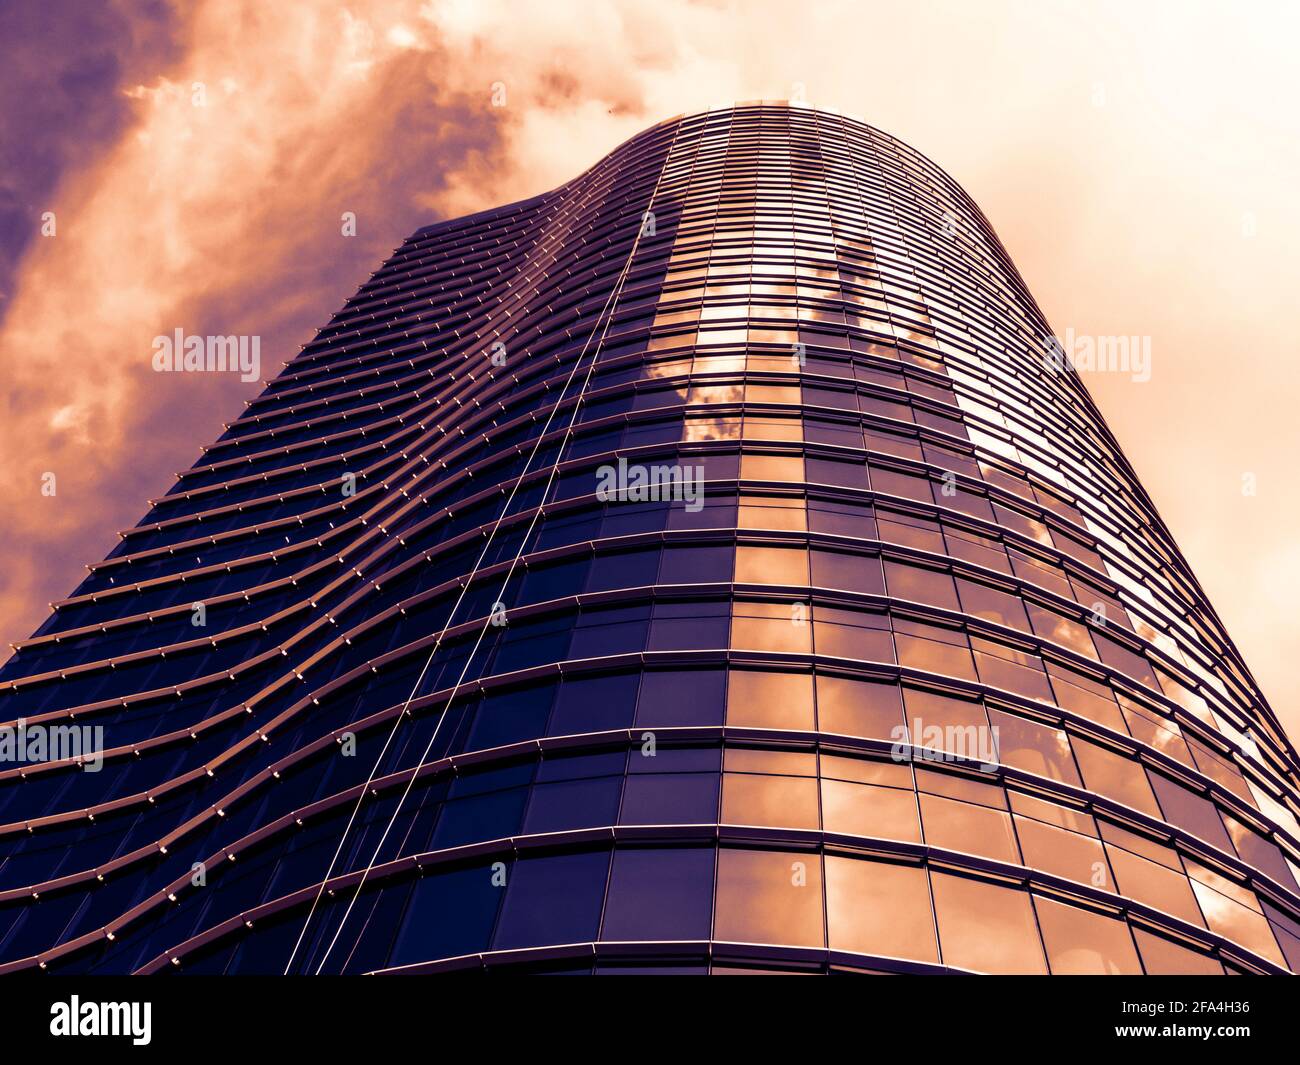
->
[1, 0, 1296, 739]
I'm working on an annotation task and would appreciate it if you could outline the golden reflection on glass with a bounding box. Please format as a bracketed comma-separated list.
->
[1105, 845, 1205, 927]
[930, 871, 1048, 974]
[825, 857, 937, 962]
[714, 848, 825, 948]
[738, 494, 807, 531]
[682, 415, 740, 442]
[1026, 603, 1099, 660]
[692, 353, 747, 374]
[816, 674, 904, 739]
[1131, 929, 1224, 975]
[1033, 895, 1143, 974]
[1046, 663, 1128, 733]
[903, 687, 987, 758]
[721, 773, 820, 830]
[1013, 814, 1111, 889]
[987, 710, 1080, 785]
[957, 578, 1031, 631]
[730, 601, 813, 654]
[972, 641, 1055, 703]
[739, 453, 804, 482]
[1071, 739, 1160, 817]
[688, 382, 744, 404]
[742, 415, 803, 442]
[884, 561, 960, 611]
[1188, 878, 1285, 966]
[868, 465, 934, 504]
[734, 544, 809, 586]
[726, 669, 814, 730]
[820, 759, 921, 842]
[920, 793, 1019, 864]
[894, 631, 977, 682]
[812, 610, 896, 663]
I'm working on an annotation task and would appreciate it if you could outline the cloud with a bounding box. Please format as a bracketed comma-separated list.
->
[0, 0, 181, 315]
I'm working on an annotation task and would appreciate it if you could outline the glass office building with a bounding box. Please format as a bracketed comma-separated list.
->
[2, 103, 1299, 975]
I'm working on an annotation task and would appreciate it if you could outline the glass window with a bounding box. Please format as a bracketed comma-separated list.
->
[392, 863, 501, 966]
[816, 674, 904, 739]
[1033, 895, 1142, 974]
[945, 524, 1011, 574]
[806, 456, 869, 490]
[620, 770, 719, 826]
[1148, 772, 1233, 853]
[524, 776, 623, 833]
[714, 848, 825, 947]
[1186, 738, 1254, 804]
[1025, 603, 1097, 660]
[648, 599, 729, 651]
[466, 684, 556, 750]
[821, 773, 921, 842]
[743, 415, 802, 441]
[1014, 814, 1112, 889]
[1132, 928, 1223, 975]
[722, 746, 817, 779]
[601, 847, 715, 941]
[587, 548, 661, 593]
[987, 709, 1080, 785]
[740, 453, 804, 482]
[879, 511, 945, 552]
[869, 465, 933, 504]
[810, 548, 885, 594]
[972, 638, 1054, 703]
[1092, 632, 1158, 689]
[920, 792, 1020, 864]
[894, 620, 976, 681]
[739, 494, 807, 531]
[1262, 900, 1300, 971]
[957, 578, 1031, 631]
[731, 600, 813, 653]
[1189, 878, 1285, 966]
[1223, 815, 1300, 893]
[636, 669, 726, 726]
[807, 497, 875, 538]
[493, 850, 611, 950]
[1118, 696, 1194, 767]
[669, 495, 737, 531]
[727, 669, 814, 730]
[1072, 739, 1160, 818]
[659, 544, 733, 584]
[885, 561, 959, 611]
[549, 672, 639, 735]
[1045, 663, 1126, 732]
[825, 856, 937, 962]
[735, 544, 809, 586]
[570, 603, 651, 658]
[1104, 843, 1204, 927]
[813, 604, 895, 662]
[904, 687, 990, 762]
[722, 772, 820, 830]
[930, 871, 1048, 974]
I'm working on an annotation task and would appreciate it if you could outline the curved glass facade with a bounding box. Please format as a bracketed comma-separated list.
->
[2, 102, 1299, 975]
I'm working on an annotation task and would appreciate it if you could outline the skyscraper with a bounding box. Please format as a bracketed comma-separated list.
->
[2, 102, 1299, 975]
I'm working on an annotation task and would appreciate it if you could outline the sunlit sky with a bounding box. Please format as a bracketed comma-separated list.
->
[1, 0, 1296, 738]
